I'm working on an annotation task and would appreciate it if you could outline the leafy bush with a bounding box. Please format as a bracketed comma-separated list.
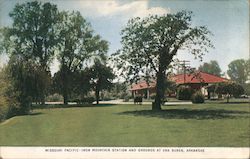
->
[46, 93, 63, 102]
[0, 96, 9, 121]
[150, 93, 156, 100]
[0, 68, 20, 121]
[75, 97, 95, 104]
[177, 86, 194, 100]
[123, 96, 130, 102]
[191, 92, 205, 103]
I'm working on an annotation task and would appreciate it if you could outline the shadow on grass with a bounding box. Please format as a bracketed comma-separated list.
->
[117, 109, 249, 120]
[28, 112, 43, 116]
[32, 104, 117, 109]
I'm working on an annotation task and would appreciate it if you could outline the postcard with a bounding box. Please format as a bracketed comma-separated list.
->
[0, 0, 249, 158]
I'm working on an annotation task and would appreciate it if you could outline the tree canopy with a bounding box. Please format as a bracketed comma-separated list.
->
[227, 59, 250, 85]
[198, 60, 222, 76]
[88, 60, 115, 104]
[6, 1, 59, 70]
[55, 11, 109, 104]
[1, 1, 60, 105]
[113, 11, 213, 110]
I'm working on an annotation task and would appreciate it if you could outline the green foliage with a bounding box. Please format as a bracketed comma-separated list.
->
[221, 82, 244, 98]
[0, 70, 11, 121]
[74, 97, 95, 104]
[88, 60, 115, 104]
[1, 1, 60, 105]
[55, 11, 109, 104]
[112, 11, 213, 110]
[123, 96, 130, 102]
[209, 82, 245, 102]
[83, 97, 95, 104]
[6, 1, 59, 70]
[46, 93, 63, 102]
[177, 85, 194, 100]
[244, 83, 250, 95]
[191, 91, 205, 103]
[109, 82, 129, 99]
[227, 59, 250, 85]
[165, 80, 177, 95]
[198, 60, 222, 76]
[0, 67, 20, 121]
[8, 56, 51, 105]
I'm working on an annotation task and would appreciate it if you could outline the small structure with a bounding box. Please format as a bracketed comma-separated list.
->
[130, 71, 229, 99]
[130, 81, 156, 99]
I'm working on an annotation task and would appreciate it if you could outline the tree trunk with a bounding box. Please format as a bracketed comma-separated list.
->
[62, 67, 69, 105]
[153, 71, 166, 111]
[95, 88, 100, 105]
[226, 94, 230, 103]
[63, 91, 68, 105]
[152, 51, 172, 111]
[41, 95, 45, 105]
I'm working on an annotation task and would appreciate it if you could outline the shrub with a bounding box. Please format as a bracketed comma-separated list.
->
[123, 96, 130, 102]
[177, 86, 194, 100]
[46, 93, 63, 102]
[150, 93, 156, 100]
[0, 96, 9, 121]
[78, 97, 95, 104]
[191, 91, 205, 103]
[0, 68, 20, 121]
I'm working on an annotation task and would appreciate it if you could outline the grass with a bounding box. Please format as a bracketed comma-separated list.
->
[0, 103, 249, 147]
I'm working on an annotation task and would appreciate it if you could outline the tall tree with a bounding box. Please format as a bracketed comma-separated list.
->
[113, 11, 213, 110]
[227, 59, 250, 85]
[2, 1, 59, 104]
[198, 60, 222, 76]
[55, 11, 109, 104]
[88, 60, 115, 104]
[6, 55, 50, 113]
[7, 1, 59, 69]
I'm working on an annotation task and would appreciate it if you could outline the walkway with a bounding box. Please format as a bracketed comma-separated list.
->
[94, 99, 192, 105]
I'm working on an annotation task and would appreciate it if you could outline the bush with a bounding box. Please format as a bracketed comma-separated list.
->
[46, 93, 63, 102]
[0, 96, 9, 121]
[177, 86, 194, 100]
[76, 97, 95, 104]
[123, 96, 130, 102]
[150, 93, 156, 100]
[0, 68, 20, 121]
[191, 92, 205, 103]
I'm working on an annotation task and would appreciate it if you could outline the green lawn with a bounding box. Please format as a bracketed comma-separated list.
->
[0, 103, 249, 147]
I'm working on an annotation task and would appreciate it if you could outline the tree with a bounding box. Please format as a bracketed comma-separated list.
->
[55, 11, 109, 104]
[227, 59, 250, 85]
[0, 66, 20, 121]
[6, 55, 51, 113]
[111, 82, 129, 99]
[218, 82, 244, 103]
[2, 1, 60, 104]
[113, 11, 213, 110]
[6, 1, 59, 69]
[198, 60, 222, 76]
[208, 82, 245, 103]
[88, 60, 115, 104]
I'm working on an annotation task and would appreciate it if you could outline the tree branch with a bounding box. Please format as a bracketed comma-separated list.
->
[145, 51, 158, 73]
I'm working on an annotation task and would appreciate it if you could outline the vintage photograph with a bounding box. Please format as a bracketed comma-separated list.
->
[0, 0, 249, 158]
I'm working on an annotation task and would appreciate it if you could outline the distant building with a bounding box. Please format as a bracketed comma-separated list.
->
[130, 71, 229, 99]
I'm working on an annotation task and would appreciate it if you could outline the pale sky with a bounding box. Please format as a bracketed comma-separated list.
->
[0, 0, 249, 76]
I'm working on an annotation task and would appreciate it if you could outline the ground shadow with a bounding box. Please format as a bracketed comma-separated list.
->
[32, 103, 117, 109]
[16, 112, 44, 117]
[117, 109, 249, 120]
[28, 112, 43, 116]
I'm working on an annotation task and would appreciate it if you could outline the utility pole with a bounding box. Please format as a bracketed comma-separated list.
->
[178, 60, 190, 84]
